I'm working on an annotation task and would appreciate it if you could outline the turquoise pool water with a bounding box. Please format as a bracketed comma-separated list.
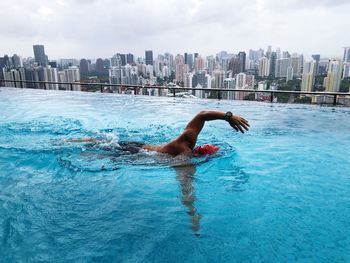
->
[1, 87, 350, 262]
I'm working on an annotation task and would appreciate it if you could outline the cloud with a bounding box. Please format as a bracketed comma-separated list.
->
[263, 0, 350, 10]
[0, 0, 349, 59]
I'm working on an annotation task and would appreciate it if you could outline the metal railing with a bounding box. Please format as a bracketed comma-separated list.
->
[1, 79, 350, 106]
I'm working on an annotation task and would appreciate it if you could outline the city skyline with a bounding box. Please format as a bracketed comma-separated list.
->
[1, 0, 350, 59]
[1, 44, 348, 62]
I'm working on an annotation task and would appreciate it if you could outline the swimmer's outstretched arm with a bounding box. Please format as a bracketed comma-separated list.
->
[175, 110, 249, 149]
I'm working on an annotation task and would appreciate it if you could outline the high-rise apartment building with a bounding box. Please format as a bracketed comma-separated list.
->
[266, 46, 272, 58]
[0, 57, 5, 80]
[44, 67, 59, 90]
[286, 66, 294, 82]
[325, 59, 343, 92]
[194, 55, 204, 72]
[109, 66, 122, 84]
[175, 54, 185, 83]
[120, 54, 126, 66]
[11, 54, 22, 68]
[269, 52, 277, 77]
[249, 49, 264, 61]
[96, 58, 105, 73]
[258, 57, 270, 77]
[33, 45, 48, 66]
[192, 71, 207, 88]
[343, 62, 350, 79]
[301, 60, 316, 92]
[3, 68, 26, 88]
[229, 56, 241, 75]
[79, 59, 89, 75]
[343, 47, 350, 63]
[126, 53, 134, 65]
[311, 54, 321, 75]
[212, 70, 225, 89]
[145, 50, 153, 65]
[275, 58, 291, 78]
[236, 72, 246, 89]
[291, 56, 302, 77]
[206, 56, 215, 75]
[235, 72, 254, 100]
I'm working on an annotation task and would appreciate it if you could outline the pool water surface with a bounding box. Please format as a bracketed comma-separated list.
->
[0, 87, 350, 262]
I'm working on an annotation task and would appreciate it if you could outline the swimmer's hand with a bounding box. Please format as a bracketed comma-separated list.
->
[228, 115, 249, 133]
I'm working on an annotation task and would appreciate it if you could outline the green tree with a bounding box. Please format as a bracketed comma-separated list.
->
[340, 78, 350, 92]
[294, 96, 312, 104]
[243, 93, 255, 101]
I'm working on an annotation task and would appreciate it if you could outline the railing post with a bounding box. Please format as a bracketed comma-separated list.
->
[20, 80, 23, 88]
[270, 92, 274, 103]
[173, 88, 175, 97]
[43, 82, 47, 90]
[100, 85, 103, 93]
[217, 90, 221, 100]
[70, 83, 73, 91]
[333, 94, 337, 106]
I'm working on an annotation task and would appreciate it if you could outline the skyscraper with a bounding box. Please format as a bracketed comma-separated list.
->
[4, 55, 11, 68]
[184, 53, 188, 64]
[238, 52, 246, 73]
[343, 63, 350, 79]
[79, 59, 89, 75]
[343, 47, 350, 63]
[301, 60, 316, 92]
[269, 52, 277, 77]
[206, 56, 215, 75]
[11, 54, 22, 68]
[0, 57, 5, 81]
[286, 66, 294, 82]
[212, 70, 225, 89]
[258, 57, 270, 77]
[96, 58, 105, 73]
[194, 55, 204, 72]
[291, 55, 302, 77]
[311, 54, 320, 75]
[119, 54, 126, 66]
[0, 57, 5, 69]
[126, 53, 134, 64]
[266, 46, 272, 58]
[33, 45, 48, 66]
[145, 50, 153, 65]
[325, 59, 342, 92]
[229, 56, 240, 75]
[44, 67, 59, 90]
[275, 58, 291, 78]
[187, 54, 194, 71]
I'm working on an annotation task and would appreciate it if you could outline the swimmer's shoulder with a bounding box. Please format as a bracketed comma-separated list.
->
[142, 144, 192, 157]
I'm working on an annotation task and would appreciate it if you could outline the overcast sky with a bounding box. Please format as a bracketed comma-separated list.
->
[1, 0, 349, 60]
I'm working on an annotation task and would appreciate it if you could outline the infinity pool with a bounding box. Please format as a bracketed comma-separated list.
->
[1, 87, 350, 262]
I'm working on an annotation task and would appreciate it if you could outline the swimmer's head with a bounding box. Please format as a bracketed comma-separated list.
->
[193, 144, 219, 156]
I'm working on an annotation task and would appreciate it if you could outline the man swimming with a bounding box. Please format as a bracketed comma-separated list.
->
[65, 110, 249, 233]
[143, 110, 249, 156]
[68, 110, 249, 156]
